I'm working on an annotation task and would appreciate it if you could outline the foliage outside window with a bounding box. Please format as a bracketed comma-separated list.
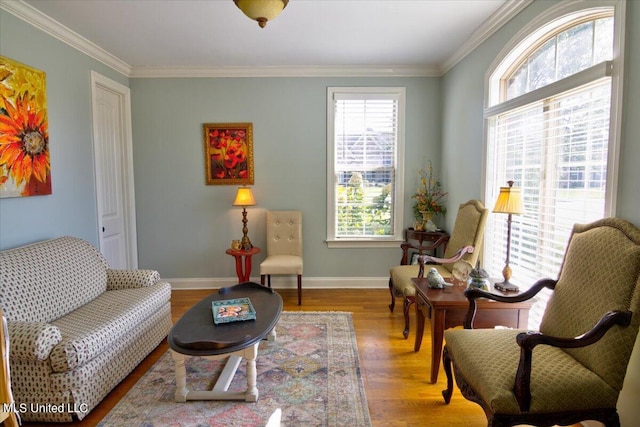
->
[484, 6, 622, 329]
[327, 87, 405, 247]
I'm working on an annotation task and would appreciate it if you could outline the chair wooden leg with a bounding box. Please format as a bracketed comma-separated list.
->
[260, 275, 265, 286]
[402, 296, 414, 339]
[267, 275, 271, 288]
[442, 346, 454, 404]
[297, 274, 302, 305]
[388, 277, 396, 312]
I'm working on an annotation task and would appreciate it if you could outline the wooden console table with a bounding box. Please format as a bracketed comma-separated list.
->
[412, 278, 533, 383]
[400, 228, 449, 265]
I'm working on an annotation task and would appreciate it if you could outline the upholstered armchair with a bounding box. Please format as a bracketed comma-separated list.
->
[260, 210, 303, 305]
[389, 200, 489, 338]
[442, 218, 640, 427]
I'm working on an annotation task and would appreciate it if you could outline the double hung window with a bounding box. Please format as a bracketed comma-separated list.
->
[484, 5, 623, 327]
[326, 87, 405, 247]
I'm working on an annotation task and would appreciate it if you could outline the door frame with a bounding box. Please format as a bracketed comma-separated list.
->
[90, 71, 138, 269]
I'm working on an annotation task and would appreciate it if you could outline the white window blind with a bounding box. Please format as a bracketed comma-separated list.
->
[327, 88, 405, 246]
[484, 5, 622, 329]
[486, 77, 612, 328]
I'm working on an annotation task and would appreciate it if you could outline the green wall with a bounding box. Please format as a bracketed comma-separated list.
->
[130, 77, 441, 279]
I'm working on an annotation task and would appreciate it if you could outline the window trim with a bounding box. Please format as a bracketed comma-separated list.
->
[483, 0, 625, 219]
[482, 1, 625, 329]
[326, 87, 406, 248]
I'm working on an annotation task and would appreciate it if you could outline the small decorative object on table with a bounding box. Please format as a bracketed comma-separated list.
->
[427, 267, 448, 289]
[212, 297, 256, 324]
[468, 261, 490, 291]
[452, 260, 473, 285]
[230, 240, 242, 250]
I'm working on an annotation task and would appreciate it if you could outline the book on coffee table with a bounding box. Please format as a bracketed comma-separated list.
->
[212, 297, 256, 324]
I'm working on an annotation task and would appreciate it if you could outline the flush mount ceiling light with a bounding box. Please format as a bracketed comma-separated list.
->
[233, 0, 289, 28]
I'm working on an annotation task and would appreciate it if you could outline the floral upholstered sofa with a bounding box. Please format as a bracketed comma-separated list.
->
[0, 236, 172, 422]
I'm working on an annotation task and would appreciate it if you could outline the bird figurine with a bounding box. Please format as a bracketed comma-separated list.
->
[427, 267, 446, 289]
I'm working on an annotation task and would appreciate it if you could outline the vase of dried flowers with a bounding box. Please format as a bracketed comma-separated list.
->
[412, 160, 447, 228]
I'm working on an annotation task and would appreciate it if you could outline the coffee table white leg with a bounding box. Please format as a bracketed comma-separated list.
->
[244, 343, 259, 402]
[267, 327, 277, 341]
[170, 350, 189, 402]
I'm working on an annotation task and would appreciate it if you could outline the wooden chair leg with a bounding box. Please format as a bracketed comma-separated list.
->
[260, 275, 265, 286]
[267, 275, 271, 288]
[442, 346, 454, 404]
[388, 277, 396, 312]
[297, 274, 302, 305]
[402, 296, 414, 339]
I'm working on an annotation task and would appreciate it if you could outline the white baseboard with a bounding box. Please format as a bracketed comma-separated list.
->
[167, 276, 389, 290]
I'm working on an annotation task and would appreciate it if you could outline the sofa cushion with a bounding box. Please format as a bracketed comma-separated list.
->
[0, 236, 108, 323]
[48, 282, 171, 372]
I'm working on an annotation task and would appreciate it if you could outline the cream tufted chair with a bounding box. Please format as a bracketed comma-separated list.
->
[260, 211, 303, 305]
[442, 218, 640, 427]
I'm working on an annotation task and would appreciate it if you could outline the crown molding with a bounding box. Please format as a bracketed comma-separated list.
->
[129, 65, 440, 78]
[2, 0, 530, 79]
[0, 0, 132, 76]
[440, 0, 534, 74]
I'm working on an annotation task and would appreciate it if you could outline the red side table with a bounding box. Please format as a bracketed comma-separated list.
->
[225, 247, 261, 283]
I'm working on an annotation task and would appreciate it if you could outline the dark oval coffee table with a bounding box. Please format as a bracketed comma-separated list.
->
[168, 282, 283, 402]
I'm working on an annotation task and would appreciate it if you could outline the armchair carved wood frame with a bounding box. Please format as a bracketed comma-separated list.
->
[441, 218, 640, 427]
[389, 200, 489, 338]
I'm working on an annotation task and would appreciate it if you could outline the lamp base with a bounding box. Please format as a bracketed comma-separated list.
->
[494, 280, 519, 292]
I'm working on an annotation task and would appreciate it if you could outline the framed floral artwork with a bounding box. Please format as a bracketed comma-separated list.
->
[0, 56, 52, 198]
[203, 123, 254, 185]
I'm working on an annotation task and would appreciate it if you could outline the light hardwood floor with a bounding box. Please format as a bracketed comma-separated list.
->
[24, 288, 523, 426]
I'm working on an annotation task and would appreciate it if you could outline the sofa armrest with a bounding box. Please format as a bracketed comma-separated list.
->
[7, 321, 62, 361]
[107, 269, 161, 290]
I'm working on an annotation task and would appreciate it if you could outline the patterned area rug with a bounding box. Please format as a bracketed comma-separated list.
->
[99, 312, 371, 427]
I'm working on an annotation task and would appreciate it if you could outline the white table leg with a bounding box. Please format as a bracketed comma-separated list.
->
[170, 342, 261, 402]
[244, 343, 259, 402]
[267, 327, 277, 341]
[170, 350, 188, 403]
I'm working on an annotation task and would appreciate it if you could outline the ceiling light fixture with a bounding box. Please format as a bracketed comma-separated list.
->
[233, 0, 289, 28]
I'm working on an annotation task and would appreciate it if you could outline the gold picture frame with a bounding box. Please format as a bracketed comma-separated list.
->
[203, 122, 254, 185]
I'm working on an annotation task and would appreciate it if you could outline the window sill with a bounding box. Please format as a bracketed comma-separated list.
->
[325, 239, 403, 249]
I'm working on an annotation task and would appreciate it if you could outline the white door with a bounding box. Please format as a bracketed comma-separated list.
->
[90, 71, 138, 269]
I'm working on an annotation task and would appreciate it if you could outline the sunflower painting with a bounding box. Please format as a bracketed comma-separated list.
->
[203, 123, 254, 185]
[0, 56, 51, 198]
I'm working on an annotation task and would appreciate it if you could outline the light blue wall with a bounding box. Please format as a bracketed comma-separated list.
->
[0, 11, 128, 250]
[130, 77, 441, 278]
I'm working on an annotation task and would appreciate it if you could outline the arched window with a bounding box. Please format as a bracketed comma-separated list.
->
[483, 2, 625, 328]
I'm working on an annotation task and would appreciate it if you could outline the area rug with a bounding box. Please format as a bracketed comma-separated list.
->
[98, 312, 371, 427]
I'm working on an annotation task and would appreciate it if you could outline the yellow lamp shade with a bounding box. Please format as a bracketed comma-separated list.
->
[493, 181, 525, 215]
[233, 187, 256, 206]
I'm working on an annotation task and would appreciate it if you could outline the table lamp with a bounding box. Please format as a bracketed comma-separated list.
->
[233, 186, 256, 250]
[492, 180, 525, 291]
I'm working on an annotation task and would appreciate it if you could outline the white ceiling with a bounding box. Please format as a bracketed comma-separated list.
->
[12, 0, 530, 77]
